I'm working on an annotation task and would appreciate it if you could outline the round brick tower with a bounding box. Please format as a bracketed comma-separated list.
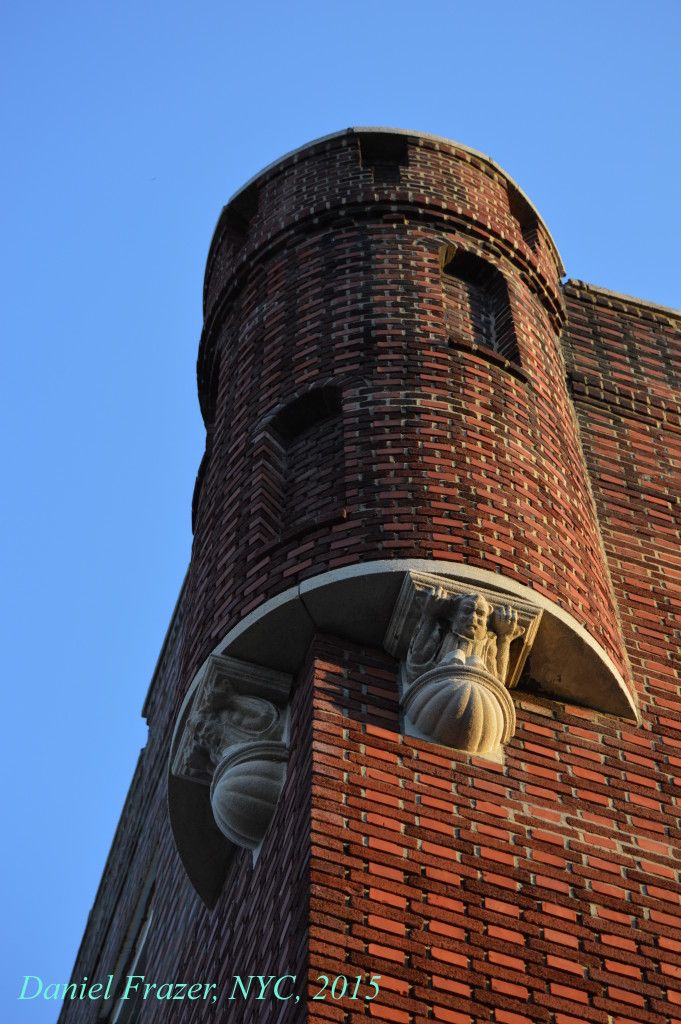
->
[169, 129, 637, 908]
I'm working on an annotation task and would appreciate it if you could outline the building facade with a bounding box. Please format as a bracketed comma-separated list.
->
[60, 129, 681, 1024]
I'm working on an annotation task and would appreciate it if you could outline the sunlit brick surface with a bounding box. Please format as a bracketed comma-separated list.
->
[60, 132, 681, 1024]
[186, 131, 629, 691]
[305, 630, 681, 1024]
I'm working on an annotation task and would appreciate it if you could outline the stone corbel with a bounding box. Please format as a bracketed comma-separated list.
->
[385, 572, 542, 756]
[172, 654, 291, 851]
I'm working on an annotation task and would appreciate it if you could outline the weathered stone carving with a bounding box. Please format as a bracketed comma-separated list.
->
[172, 654, 291, 850]
[386, 573, 542, 755]
[210, 741, 288, 850]
[405, 588, 525, 686]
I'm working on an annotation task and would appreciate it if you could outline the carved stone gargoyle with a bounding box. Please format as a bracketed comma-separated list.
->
[172, 655, 291, 850]
[385, 573, 542, 755]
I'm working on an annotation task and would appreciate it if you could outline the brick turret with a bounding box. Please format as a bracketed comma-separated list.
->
[60, 130, 681, 1024]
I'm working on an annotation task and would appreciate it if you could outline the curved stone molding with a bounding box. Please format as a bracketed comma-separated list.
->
[210, 741, 288, 849]
[391, 578, 540, 754]
[193, 562, 636, 720]
[169, 560, 638, 906]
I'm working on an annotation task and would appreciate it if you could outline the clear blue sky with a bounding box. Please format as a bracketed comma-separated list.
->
[1, 2, 679, 1020]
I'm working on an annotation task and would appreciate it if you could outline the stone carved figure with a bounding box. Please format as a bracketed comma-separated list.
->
[172, 655, 291, 853]
[401, 586, 526, 755]
[405, 586, 524, 689]
[188, 694, 279, 773]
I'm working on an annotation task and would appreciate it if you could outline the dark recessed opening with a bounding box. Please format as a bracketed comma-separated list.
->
[222, 183, 259, 252]
[508, 185, 539, 250]
[358, 133, 409, 184]
[251, 386, 345, 549]
[442, 247, 520, 364]
[270, 385, 342, 443]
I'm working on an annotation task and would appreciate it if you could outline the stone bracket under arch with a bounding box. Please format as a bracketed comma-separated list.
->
[172, 654, 291, 783]
[170, 654, 292, 896]
[385, 573, 543, 757]
[385, 572, 543, 688]
[169, 560, 638, 906]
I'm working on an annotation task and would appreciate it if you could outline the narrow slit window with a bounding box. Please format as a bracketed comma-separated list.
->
[101, 875, 156, 1024]
[221, 183, 258, 254]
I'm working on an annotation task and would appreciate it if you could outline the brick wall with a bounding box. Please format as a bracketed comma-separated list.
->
[60, 587, 311, 1024]
[185, 130, 629, 696]
[60, 132, 681, 1024]
[305, 610, 680, 1023]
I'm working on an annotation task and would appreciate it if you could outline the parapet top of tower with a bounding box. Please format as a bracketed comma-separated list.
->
[202, 126, 566, 323]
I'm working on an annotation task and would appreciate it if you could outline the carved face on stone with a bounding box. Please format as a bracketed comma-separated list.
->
[452, 594, 491, 642]
[223, 695, 278, 736]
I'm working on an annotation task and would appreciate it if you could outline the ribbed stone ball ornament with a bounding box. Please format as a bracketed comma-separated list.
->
[403, 662, 516, 754]
[210, 741, 288, 850]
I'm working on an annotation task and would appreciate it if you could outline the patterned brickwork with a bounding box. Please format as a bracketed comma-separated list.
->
[185, 130, 628, 698]
[302, 627, 681, 1024]
[60, 134, 681, 1024]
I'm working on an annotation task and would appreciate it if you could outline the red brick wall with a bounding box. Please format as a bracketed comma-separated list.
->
[185, 130, 629, 696]
[305, 606, 680, 1024]
[60, 134, 681, 1024]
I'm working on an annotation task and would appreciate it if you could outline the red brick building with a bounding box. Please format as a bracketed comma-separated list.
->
[60, 129, 681, 1024]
